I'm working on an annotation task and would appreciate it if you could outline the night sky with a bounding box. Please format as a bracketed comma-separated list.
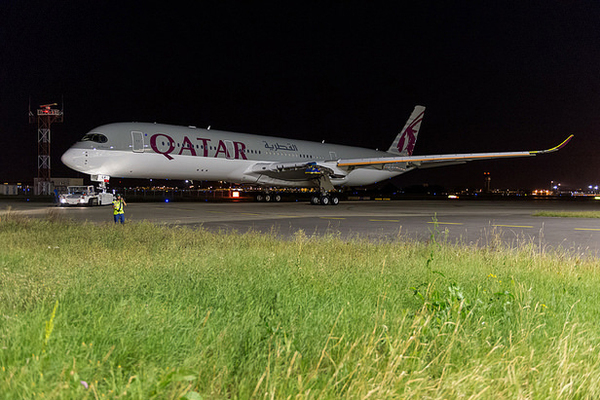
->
[2, 1, 599, 190]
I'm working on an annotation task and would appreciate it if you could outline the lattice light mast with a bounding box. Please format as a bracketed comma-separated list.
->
[29, 102, 63, 195]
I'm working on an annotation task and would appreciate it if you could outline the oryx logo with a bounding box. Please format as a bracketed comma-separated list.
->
[397, 110, 424, 156]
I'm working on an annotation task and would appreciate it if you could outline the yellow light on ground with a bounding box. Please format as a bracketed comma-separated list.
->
[448, 195, 459, 199]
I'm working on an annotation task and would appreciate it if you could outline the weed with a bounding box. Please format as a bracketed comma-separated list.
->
[42, 300, 59, 353]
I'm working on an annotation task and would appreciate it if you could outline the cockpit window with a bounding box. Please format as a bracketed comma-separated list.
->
[81, 133, 108, 143]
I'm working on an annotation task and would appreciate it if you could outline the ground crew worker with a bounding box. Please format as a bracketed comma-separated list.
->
[112, 194, 127, 224]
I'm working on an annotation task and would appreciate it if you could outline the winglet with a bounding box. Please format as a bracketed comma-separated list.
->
[530, 135, 574, 155]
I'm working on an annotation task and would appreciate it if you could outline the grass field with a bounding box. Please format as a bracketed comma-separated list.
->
[1, 212, 600, 399]
[533, 210, 600, 218]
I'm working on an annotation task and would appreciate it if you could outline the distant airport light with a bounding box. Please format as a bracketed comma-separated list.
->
[232, 191, 240, 198]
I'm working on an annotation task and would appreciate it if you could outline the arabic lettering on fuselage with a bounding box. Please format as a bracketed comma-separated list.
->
[263, 141, 298, 152]
[149, 133, 247, 161]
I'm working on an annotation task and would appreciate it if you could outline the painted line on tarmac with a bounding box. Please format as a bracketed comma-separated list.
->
[240, 213, 261, 216]
[427, 221, 464, 225]
[574, 228, 600, 231]
[493, 224, 534, 229]
[320, 217, 346, 220]
[370, 219, 400, 222]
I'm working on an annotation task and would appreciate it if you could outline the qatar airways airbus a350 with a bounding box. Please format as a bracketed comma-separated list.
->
[61, 106, 572, 205]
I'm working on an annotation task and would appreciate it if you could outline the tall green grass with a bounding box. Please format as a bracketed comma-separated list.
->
[1, 211, 600, 399]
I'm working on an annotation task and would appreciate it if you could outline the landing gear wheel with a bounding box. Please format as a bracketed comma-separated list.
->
[311, 195, 320, 205]
[320, 196, 330, 205]
[257, 193, 282, 202]
[330, 196, 339, 206]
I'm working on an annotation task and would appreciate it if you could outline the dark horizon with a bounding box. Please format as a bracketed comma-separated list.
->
[2, 2, 599, 190]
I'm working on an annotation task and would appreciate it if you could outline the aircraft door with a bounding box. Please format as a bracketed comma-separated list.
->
[329, 151, 338, 160]
[131, 131, 144, 153]
[225, 140, 235, 159]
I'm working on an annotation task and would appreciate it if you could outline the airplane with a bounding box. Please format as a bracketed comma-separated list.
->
[61, 106, 573, 205]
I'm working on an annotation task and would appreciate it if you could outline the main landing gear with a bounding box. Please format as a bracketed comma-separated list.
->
[308, 174, 340, 205]
[310, 193, 340, 206]
[253, 191, 340, 205]
[255, 192, 282, 202]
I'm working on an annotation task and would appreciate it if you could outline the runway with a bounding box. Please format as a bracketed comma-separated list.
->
[2, 199, 599, 256]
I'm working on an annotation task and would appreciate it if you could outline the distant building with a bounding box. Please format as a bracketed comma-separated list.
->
[50, 177, 84, 190]
[31, 177, 84, 195]
[0, 184, 19, 195]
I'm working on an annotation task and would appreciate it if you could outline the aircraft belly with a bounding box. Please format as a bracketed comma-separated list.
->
[258, 169, 314, 180]
[254, 175, 317, 188]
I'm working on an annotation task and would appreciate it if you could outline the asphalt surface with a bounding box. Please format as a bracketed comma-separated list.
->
[2, 199, 600, 257]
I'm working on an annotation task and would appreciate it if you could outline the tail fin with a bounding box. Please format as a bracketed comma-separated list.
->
[387, 105, 425, 156]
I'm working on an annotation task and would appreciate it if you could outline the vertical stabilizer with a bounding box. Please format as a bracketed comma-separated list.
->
[387, 105, 425, 156]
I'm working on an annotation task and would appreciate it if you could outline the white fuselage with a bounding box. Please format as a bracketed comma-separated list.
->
[61, 123, 410, 188]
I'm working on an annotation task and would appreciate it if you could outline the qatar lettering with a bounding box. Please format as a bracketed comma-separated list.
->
[150, 133, 248, 160]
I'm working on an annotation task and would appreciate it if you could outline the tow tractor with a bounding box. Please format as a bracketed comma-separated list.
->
[59, 185, 113, 206]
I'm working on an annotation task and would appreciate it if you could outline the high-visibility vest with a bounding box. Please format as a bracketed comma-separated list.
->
[112, 199, 125, 215]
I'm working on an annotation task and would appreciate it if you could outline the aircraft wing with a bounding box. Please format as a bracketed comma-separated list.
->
[337, 135, 573, 169]
[245, 135, 572, 190]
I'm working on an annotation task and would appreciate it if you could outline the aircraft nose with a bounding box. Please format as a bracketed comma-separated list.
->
[61, 148, 84, 171]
